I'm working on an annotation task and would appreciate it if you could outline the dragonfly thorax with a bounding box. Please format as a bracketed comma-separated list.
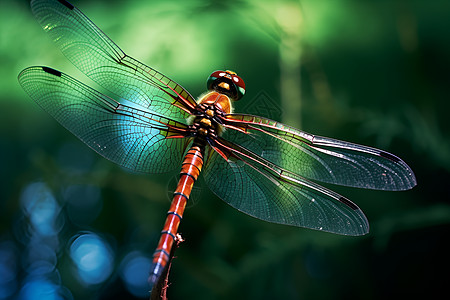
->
[190, 91, 232, 139]
[191, 115, 219, 139]
[197, 91, 233, 114]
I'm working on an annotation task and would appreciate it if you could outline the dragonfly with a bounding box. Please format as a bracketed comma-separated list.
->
[19, 0, 416, 288]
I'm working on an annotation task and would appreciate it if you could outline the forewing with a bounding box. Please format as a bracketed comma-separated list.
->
[203, 138, 369, 236]
[222, 114, 417, 191]
[30, 0, 197, 120]
[19, 66, 190, 173]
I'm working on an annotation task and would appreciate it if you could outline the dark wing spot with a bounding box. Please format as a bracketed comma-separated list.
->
[42, 67, 62, 77]
[338, 196, 359, 210]
[379, 151, 400, 162]
[58, 0, 74, 10]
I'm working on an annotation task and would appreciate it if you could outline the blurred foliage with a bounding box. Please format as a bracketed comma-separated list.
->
[1, 0, 450, 299]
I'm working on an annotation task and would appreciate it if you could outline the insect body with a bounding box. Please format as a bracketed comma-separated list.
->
[19, 0, 416, 289]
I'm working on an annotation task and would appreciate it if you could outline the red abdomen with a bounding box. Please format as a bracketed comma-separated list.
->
[148, 144, 204, 287]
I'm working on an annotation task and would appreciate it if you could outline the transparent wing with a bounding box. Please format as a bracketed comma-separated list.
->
[19, 66, 191, 173]
[203, 137, 369, 236]
[30, 0, 197, 120]
[221, 114, 417, 191]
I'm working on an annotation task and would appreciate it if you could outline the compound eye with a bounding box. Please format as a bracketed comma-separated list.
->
[231, 74, 245, 90]
[210, 70, 226, 79]
[207, 70, 226, 91]
[230, 74, 245, 100]
[206, 70, 246, 101]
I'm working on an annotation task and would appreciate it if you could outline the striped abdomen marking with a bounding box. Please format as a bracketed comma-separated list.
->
[149, 144, 204, 287]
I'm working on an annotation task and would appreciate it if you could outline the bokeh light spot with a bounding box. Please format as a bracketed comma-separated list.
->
[69, 233, 114, 286]
[20, 182, 62, 237]
[18, 278, 63, 300]
[119, 251, 152, 298]
[0, 241, 18, 299]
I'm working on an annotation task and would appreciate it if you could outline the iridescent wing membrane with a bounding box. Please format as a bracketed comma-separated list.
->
[20, 0, 198, 173]
[19, 66, 190, 173]
[202, 115, 416, 235]
[205, 138, 370, 236]
[30, 0, 197, 119]
[222, 114, 416, 190]
[19, 0, 416, 236]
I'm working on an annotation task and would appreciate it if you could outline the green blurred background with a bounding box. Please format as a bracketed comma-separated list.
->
[1, 0, 450, 299]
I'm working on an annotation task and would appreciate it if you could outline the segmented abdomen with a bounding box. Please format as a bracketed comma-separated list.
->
[148, 144, 204, 287]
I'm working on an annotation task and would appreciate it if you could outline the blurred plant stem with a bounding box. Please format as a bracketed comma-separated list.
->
[277, 1, 303, 129]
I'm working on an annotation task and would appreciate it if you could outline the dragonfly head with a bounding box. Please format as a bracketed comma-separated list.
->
[207, 70, 246, 101]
